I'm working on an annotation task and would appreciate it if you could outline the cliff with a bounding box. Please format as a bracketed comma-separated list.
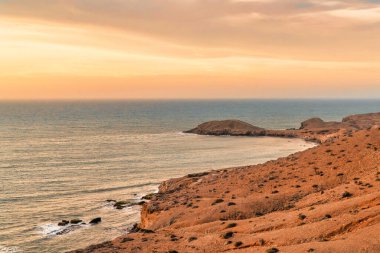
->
[71, 113, 380, 253]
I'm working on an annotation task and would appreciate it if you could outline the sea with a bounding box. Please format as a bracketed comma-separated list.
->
[0, 99, 379, 253]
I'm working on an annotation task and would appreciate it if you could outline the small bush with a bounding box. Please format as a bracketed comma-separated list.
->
[266, 248, 279, 253]
[226, 223, 237, 228]
[255, 212, 264, 217]
[342, 191, 353, 198]
[298, 214, 306, 220]
[221, 231, 234, 239]
[212, 199, 224, 205]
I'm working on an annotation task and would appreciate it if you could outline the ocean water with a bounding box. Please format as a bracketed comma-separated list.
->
[0, 99, 379, 253]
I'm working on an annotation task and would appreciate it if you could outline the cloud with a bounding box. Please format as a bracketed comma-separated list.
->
[1, 0, 379, 61]
[0, 0, 379, 99]
[327, 6, 380, 21]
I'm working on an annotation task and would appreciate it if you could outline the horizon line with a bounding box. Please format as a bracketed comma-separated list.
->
[1, 97, 380, 102]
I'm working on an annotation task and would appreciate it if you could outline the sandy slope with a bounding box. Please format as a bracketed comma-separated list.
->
[71, 115, 380, 253]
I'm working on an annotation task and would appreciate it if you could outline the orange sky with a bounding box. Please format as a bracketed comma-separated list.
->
[0, 0, 380, 99]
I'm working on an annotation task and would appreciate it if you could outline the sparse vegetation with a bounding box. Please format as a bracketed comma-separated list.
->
[226, 223, 237, 228]
[342, 191, 353, 198]
[212, 199, 224, 205]
[221, 231, 234, 239]
[255, 212, 264, 217]
[266, 248, 279, 253]
[298, 214, 306, 220]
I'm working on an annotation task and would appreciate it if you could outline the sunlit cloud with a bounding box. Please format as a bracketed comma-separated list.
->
[327, 7, 380, 21]
[0, 0, 379, 99]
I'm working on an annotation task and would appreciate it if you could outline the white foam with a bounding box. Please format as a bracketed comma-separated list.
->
[0, 245, 19, 253]
[39, 223, 63, 236]
[39, 223, 89, 237]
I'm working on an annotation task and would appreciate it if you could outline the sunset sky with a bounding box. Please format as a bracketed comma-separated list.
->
[0, 0, 380, 99]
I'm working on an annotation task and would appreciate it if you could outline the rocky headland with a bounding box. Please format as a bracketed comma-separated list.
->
[184, 113, 380, 143]
[71, 112, 380, 253]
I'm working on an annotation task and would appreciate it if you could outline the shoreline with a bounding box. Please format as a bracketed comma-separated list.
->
[71, 112, 380, 253]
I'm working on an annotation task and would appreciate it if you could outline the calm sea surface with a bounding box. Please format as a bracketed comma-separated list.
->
[0, 99, 379, 253]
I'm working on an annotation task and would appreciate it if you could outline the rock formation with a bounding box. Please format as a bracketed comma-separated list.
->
[184, 119, 266, 136]
[185, 112, 380, 143]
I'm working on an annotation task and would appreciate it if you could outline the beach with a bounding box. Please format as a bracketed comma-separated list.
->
[72, 112, 380, 253]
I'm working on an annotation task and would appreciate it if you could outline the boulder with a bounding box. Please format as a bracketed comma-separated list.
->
[90, 217, 102, 225]
[142, 193, 156, 200]
[70, 219, 83, 224]
[129, 223, 154, 234]
[58, 220, 69, 226]
[114, 201, 130, 209]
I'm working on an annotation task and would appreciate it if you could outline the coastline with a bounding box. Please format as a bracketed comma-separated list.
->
[70, 113, 380, 253]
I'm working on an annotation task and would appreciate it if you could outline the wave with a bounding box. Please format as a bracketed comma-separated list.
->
[0, 245, 20, 253]
[38, 223, 88, 237]
[0, 182, 159, 203]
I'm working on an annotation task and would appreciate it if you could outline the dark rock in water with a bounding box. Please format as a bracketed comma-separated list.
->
[58, 220, 69, 226]
[90, 217, 102, 225]
[70, 219, 83, 224]
[142, 193, 156, 200]
[114, 201, 130, 209]
[113, 200, 145, 209]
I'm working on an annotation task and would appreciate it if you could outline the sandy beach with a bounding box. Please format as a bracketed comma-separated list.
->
[71, 112, 380, 253]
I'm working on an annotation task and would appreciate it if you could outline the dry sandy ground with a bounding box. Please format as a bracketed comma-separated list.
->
[71, 114, 380, 253]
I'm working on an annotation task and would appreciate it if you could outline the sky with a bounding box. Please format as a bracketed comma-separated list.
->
[0, 0, 380, 99]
